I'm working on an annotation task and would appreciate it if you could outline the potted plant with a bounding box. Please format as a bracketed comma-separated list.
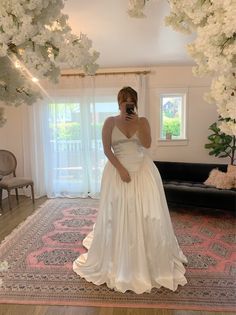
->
[205, 118, 236, 165]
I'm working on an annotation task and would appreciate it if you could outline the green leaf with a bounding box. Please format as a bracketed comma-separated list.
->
[205, 119, 236, 163]
[209, 151, 215, 156]
[208, 135, 216, 141]
[219, 153, 230, 158]
[205, 143, 215, 149]
[209, 122, 220, 133]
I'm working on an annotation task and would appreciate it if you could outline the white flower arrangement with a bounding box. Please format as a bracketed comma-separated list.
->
[165, 0, 236, 137]
[127, 0, 148, 18]
[0, 0, 99, 126]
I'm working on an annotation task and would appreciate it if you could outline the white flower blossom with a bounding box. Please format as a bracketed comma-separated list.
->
[128, 0, 147, 18]
[219, 120, 236, 136]
[165, 0, 236, 137]
[0, 0, 99, 126]
[0, 261, 8, 272]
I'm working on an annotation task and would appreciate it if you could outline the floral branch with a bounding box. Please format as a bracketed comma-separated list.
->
[0, 0, 100, 127]
[164, 0, 236, 141]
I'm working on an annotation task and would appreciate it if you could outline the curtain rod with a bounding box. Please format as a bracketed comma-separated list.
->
[61, 70, 151, 77]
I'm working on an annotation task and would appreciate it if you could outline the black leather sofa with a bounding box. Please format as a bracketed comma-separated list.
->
[154, 161, 236, 212]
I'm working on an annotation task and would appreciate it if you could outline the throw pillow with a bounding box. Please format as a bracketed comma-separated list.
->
[204, 168, 234, 189]
[204, 169, 219, 186]
[227, 164, 236, 188]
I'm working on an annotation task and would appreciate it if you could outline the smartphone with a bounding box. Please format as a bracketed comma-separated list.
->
[126, 104, 135, 115]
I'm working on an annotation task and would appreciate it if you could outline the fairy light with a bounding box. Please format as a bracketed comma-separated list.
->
[32, 77, 39, 82]
[14, 61, 21, 68]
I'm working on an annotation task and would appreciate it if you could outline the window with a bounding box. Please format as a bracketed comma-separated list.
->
[46, 99, 118, 197]
[89, 101, 118, 181]
[160, 93, 186, 140]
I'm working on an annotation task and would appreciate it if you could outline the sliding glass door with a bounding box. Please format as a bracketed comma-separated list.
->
[44, 97, 118, 198]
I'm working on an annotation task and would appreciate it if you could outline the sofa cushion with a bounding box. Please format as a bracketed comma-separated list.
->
[163, 180, 205, 188]
[155, 161, 228, 182]
[163, 179, 236, 192]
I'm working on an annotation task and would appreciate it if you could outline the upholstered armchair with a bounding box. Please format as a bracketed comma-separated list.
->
[0, 150, 35, 210]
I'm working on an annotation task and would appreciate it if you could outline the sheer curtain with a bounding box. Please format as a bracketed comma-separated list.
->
[22, 73, 148, 199]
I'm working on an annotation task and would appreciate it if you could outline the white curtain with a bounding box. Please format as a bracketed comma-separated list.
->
[22, 73, 148, 199]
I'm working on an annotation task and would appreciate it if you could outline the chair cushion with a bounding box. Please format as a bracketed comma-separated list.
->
[0, 177, 33, 189]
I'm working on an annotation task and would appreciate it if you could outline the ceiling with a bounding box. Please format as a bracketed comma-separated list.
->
[63, 0, 195, 69]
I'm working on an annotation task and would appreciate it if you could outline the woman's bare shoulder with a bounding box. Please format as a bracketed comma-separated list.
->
[139, 117, 150, 125]
[104, 116, 116, 123]
[103, 116, 116, 129]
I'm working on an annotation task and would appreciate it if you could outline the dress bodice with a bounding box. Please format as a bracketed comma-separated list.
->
[111, 125, 144, 172]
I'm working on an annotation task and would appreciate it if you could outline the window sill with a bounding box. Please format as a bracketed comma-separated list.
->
[157, 139, 189, 146]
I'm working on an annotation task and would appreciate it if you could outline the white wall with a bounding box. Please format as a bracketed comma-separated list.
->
[0, 105, 25, 175]
[148, 66, 223, 163]
[0, 105, 25, 199]
[0, 66, 228, 183]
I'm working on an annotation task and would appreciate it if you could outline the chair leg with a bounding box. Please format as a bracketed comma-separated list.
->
[0, 189, 2, 210]
[15, 188, 19, 204]
[31, 185, 35, 204]
[7, 190, 12, 210]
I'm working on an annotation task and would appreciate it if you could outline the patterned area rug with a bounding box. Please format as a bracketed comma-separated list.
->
[0, 198, 235, 311]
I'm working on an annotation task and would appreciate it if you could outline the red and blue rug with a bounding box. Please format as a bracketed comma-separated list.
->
[0, 198, 235, 311]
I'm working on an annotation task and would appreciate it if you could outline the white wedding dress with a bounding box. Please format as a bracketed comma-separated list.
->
[73, 125, 187, 294]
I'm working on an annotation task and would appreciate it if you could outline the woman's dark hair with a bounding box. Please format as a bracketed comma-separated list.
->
[117, 86, 138, 108]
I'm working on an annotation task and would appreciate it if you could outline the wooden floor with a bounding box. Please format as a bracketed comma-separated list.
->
[0, 197, 235, 315]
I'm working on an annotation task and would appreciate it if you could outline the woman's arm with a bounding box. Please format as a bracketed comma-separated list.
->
[102, 117, 131, 183]
[137, 117, 151, 148]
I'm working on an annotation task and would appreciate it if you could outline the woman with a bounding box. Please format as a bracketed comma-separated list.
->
[73, 86, 187, 294]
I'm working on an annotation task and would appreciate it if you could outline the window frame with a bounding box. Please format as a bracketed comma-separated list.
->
[155, 88, 189, 147]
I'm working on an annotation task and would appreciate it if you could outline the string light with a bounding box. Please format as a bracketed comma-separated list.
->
[32, 77, 39, 83]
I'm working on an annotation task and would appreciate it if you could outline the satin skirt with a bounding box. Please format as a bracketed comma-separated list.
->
[73, 156, 187, 294]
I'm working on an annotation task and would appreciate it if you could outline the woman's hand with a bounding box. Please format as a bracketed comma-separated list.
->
[125, 112, 138, 122]
[137, 117, 152, 148]
[118, 166, 131, 183]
